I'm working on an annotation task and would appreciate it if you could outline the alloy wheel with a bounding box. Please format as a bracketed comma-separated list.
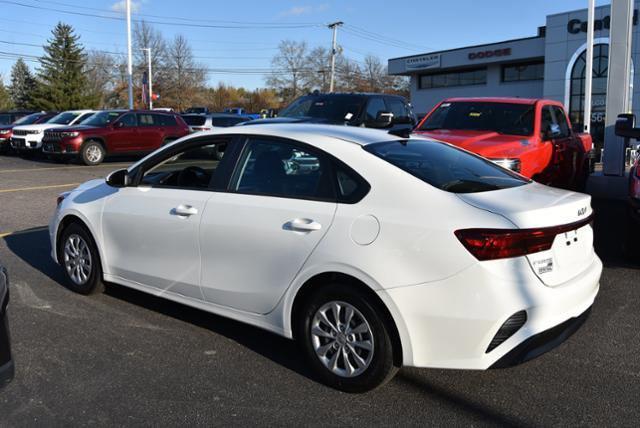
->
[310, 301, 374, 378]
[63, 234, 92, 286]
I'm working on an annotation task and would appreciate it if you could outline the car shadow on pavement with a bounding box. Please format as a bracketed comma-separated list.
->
[592, 198, 640, 269]
[103, 282, 316, 380]
[3, 228, 67, 285]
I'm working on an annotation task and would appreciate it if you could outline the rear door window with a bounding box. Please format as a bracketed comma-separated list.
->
[365, 139, 528, 193]
[138, 114, 155, 126]
[365, 97, 387, 122]
[232, 138, 334, 201]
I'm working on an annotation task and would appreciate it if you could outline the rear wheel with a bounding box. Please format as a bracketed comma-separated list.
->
[297, 284, 399, 392]
[59, 223, 104, 295]
[80, 141, 105, 166]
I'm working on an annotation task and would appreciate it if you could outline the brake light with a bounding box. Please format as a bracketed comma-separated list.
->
[455, 215, 593, 261]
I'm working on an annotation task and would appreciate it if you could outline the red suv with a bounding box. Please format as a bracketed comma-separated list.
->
[42, 110, 189, 165]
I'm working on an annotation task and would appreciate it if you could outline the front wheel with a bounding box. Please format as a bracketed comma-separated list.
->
[80, 141, 106, 166]
[59, 223, 104, 295]
[297, 284, 399, 393]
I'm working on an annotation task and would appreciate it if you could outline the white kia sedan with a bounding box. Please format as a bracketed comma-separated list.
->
[49, 124, 601, 392]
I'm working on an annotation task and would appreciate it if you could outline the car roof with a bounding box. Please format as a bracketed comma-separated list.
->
[442, 97, 541, 105]
[199, 123, 404, 146]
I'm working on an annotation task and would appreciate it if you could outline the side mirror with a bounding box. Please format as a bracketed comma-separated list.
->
[368, 111, 394, 128]
[614, 113, 640, 139]
[542, 123, 562, 141]
[106, 168, 130, 187]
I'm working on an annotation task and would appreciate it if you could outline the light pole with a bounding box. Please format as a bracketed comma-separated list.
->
[126, 0, 134, 109]
[328, 21, 343, 93]
[142, 48, 153, 109]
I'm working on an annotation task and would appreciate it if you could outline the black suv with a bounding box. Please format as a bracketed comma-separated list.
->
[0, 266, 12, 388]
[244, 92, 416, 134]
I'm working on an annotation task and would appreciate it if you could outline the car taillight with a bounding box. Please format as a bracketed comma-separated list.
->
[455, 216, 593, 261]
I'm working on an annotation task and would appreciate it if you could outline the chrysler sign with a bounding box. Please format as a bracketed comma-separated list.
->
[405, 54, 441, 70]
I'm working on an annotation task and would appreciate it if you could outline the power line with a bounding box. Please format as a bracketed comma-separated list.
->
[0, 0, 323, 29]
[32, 0, 322, 26]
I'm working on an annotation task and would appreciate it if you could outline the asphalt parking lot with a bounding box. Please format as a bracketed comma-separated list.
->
[0, 154, 638, 426]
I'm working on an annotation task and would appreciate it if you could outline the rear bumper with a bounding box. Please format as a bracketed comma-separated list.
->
[383, 253, 601, 369]
[490, 306, 591, 368]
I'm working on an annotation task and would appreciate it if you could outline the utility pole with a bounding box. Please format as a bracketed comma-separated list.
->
[583, 0, 595, 133]
[142, 48, 153, 109]
[328, 21, 343, 93]
[126, 0, 134, 109]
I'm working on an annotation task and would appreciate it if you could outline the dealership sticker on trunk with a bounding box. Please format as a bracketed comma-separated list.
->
[532, 257, 554, 274]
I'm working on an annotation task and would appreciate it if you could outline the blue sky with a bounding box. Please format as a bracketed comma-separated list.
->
[0, 0, 610, 89]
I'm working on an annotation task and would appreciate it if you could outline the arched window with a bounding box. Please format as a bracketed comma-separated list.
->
[569, 44, 608, 145]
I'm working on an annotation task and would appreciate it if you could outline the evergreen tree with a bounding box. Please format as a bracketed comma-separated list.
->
[0, 77, 13, 110]
[9, 58, 36, 109]
[32, 22, 98, 110]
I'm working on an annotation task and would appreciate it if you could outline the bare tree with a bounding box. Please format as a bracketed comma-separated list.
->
[133, 20, 168, 104]
[303, 46, 331, 92]
[85, 51, 117, 108]
[266, 40, 309, 103]
[164, 35, 207, 111]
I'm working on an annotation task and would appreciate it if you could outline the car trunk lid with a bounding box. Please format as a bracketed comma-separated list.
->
[457, 182, 595, 286]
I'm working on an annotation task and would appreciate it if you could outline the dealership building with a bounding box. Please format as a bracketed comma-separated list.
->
[388, 3, 640, 146]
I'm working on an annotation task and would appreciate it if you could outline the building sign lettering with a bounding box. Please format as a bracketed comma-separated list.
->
[567, 10, 638, 34]
[405, 54, 441, 70]
[468, 48, 511, 60]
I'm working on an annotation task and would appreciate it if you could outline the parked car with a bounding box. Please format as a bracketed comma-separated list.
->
[413, 97, 594, 190]
[11, 110, 96, 155]
[50, 124, 601, 392]
[223, 107, 260, 119]
[182, 113, 254, 133]
[0, 110, 36, 125]
[0, 265, 13, 389]
[184, 107, 209, 114]
[243, 92, 416, 135]
[42, 110, 190, 165]
[0, 112, 57, 154]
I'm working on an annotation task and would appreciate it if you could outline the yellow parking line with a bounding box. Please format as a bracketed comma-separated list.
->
[0, 183, 79, 194]
[0, 226, 48, 239]
[0, 163, 132, 174]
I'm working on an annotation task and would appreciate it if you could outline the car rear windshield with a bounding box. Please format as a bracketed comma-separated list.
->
[364, 139, 529, 193]
[82, 111, 123, 126]
[279, 95, 365, 123]
[419, 101, 535, 136]
[182, 115, 207, 126]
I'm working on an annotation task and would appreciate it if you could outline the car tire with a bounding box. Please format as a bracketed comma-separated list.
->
[80, 141, 105, 166]
[297, 283, 399, 393]
[59, 223, 105, 295]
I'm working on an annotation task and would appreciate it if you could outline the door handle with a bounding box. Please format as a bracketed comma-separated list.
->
[172, 204, 198, 217]
[285, 218, 322, 232]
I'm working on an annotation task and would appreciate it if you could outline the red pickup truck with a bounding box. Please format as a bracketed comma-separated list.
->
[414, 97, 594, 190]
